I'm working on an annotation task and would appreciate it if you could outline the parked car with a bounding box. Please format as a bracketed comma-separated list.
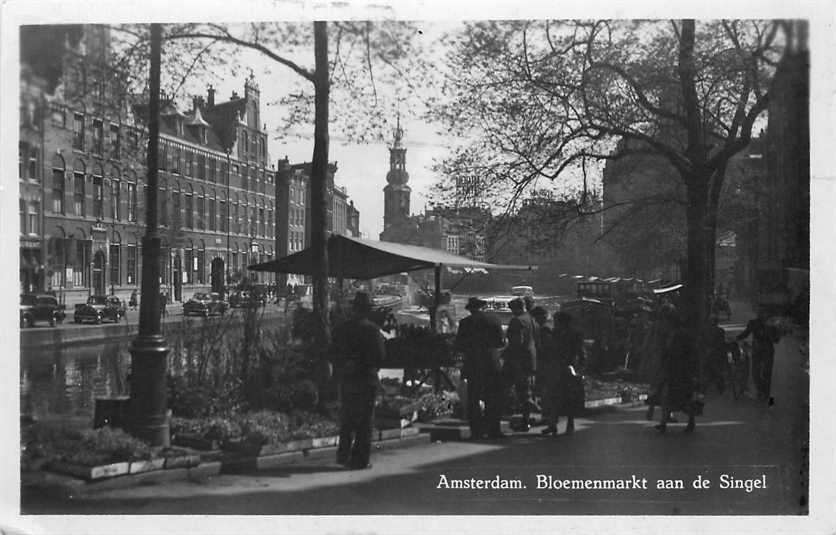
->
[20, 294, 65, 328]
[229, 290, 266, 308]
[74, 295, 125, 324]
[183, 292, 228, 317]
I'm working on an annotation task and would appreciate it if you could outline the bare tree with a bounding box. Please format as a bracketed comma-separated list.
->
[433, 19, 786, 339]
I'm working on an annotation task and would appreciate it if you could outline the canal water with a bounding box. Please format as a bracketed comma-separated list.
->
[20, 295, 569, 424]
[20, 312, 288, 425]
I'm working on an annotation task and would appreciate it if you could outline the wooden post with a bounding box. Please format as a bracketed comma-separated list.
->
[432, 264, 442, 392]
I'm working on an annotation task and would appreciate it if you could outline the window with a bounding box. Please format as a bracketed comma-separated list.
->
[28, 202, 39, 235]
[93, 174, 103, 219]
[198, 154, 205, 180]
[233, 202, 239, 233]
[29, 146, 38, 181]
[73, 171, 85, 216]
[241, 166, 248, 191]
[173, 148, 180, 174]
[259, 207, 265, 236]
[73, 113, 84, 150]
[172, 190, 181, 228]
[197, 247, 205, 284]
[19, 200, 26, 235]
[208, 196, 216, 231]
[109, 124, 120, 158]
[197, 192, 205, 230]
[126, 245, 137, 284]
[19, 143, 25, 179]
[185, 151, 192, 176]
[109, 243, 120, 286]
[251, 206, 257, 236]
[110, 178, 120, 220]
[220, 199, 227, 232]
[127, 182, 137, 222]
[221, 161, 228, 183]
[446, 235, 460, 255]
[184, 247, 193, 283]
[52, 163, 64, 214]
[129, 130, 138, 151]
[209, 159, 216, 182]
[92, 119, 103, 155]
[185, 192, 193, 228]
[267, 209, 273, 237]
[76, 241, 90, 287]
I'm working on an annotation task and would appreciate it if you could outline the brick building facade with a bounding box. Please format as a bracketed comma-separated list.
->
[19, 25, 276, 306]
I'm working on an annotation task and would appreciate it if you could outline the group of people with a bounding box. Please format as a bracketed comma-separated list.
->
[326, 289, 782, 471]
[455, 295, 585, 439]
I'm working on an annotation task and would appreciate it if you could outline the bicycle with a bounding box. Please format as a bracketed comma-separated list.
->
[726, 340, 750, 400]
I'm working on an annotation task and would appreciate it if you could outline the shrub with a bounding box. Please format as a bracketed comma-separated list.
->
[170, 416, 242, 442]
[22, 423, 153, 467]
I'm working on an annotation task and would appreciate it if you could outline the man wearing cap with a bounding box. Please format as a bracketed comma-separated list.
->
[506, 297, 538, 431]
[330, 292, 386, 469]
[456, 297, 506, 439]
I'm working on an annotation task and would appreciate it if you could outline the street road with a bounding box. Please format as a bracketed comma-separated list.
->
[22, 333, 808, 516]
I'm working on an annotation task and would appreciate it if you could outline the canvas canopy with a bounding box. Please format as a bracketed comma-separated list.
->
[248, 234, 533, 279]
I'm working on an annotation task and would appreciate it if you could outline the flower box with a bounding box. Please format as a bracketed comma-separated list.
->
[172, 433, 219, 451]
[129, 458, 166, 474]
[311, 436, 338, 449]
[49, 460, 130, 480]
[163, 454, 201, 469]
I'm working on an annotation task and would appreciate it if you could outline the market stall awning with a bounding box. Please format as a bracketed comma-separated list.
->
[248, 235, 534, 279]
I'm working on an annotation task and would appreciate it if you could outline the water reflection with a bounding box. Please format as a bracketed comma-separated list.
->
[20, 340, 131, 422]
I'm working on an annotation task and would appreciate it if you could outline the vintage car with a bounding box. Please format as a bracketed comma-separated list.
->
[20, 294, 65, 328]
[74, 295, 125, 324]
[183, 292, 228, 317]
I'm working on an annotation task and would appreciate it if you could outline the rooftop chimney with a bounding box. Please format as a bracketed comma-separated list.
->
[207, 84, 215, 107]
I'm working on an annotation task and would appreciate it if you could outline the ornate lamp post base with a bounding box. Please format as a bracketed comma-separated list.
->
[128, 334, 170, 446]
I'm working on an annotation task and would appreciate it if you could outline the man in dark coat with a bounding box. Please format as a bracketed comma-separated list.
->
[736, 308, 780, 401]
[330, 292, 385, 469]
[506, 297, 538, 431]
[656, 305, 698, 433]
[456, 297, 506, 439]
[542, 311, 585, 435]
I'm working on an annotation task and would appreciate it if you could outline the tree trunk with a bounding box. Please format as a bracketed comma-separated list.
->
[684, 179, 710, 346]
[310, 21, 330, 346]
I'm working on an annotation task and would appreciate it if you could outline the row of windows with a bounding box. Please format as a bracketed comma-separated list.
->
[445, 235, 487, 257]
[71, 112, 128, 158]
[160, 142, 272, 192]
[288, 230, 305, 253]
[63, 110, 270, 193]
[239, 128, 268, 162]
[290, 206, 305, 227]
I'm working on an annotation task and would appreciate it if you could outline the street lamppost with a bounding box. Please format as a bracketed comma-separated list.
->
[128, 24, 169, 447]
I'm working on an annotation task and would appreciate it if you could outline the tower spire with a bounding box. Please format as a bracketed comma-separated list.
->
[393, 108, 403, 148]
